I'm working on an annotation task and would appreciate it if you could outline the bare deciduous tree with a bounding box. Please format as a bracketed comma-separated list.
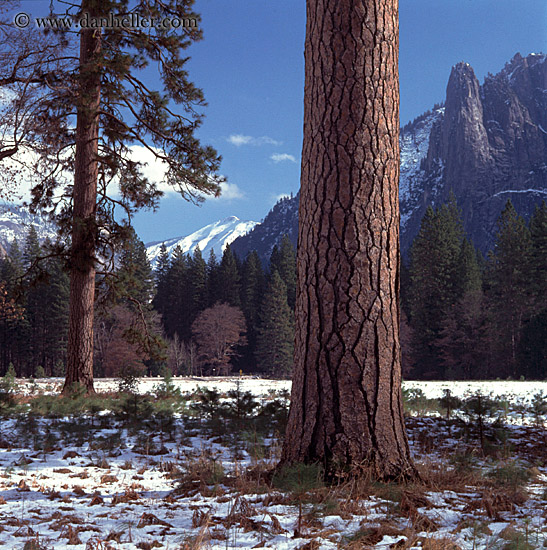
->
[191, 302, 246, 375]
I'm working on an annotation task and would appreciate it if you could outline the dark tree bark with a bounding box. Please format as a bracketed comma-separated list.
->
[281, 0, 416, 480]
[63, 1, 101, 394]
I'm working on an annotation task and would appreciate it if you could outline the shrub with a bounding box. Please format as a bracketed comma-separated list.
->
[462, 391, 497, 450]
[0, 365, 17, 412]
[402, 387, 440, 416]
[439, 388, 462, 420]
[487, 461, 532, 489]
[272, 462, 324, 496]
[35, 365, 46, 378]
[530, 392, 547, 426]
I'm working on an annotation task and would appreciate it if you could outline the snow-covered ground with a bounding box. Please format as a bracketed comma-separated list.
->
[1, 378, 546, 549]
[19, 376, 547, 403]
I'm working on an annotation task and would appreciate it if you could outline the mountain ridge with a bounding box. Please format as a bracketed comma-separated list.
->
[231, 52, 547, 262]
[145, 215, 258, 268]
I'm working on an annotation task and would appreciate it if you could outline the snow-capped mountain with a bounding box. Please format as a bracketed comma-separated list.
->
[145, 216, 258, 268]
[0, 204, 59, 257]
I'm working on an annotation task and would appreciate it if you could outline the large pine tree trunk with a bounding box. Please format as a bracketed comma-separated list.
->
[63, 2, 101, 394]
[281, 0, 416, 480]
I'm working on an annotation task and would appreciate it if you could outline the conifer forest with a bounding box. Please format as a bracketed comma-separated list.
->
[1, 199, 545, 381]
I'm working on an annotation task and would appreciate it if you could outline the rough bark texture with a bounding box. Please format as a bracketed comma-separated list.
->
[281, 0, 415, 479]
[63, 1, 101, 394]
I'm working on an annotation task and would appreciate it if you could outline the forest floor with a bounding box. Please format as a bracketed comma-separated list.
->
[0, 377, 546, 550]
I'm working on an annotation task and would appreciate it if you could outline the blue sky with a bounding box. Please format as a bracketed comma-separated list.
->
[15, 1, 547, 243]
[133, 0, 546, 244]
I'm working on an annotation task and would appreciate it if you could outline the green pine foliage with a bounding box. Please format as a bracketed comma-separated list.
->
[405, 197, 545, 381]
[14, 0, 223, 259]
[528, 201, 547, 307]
[269, 235, 297, 309]
[1, 198, 544, 379]
[408, 198, 464, 378]
[188, 247, 208, 317]
[152, 243, 171, 322]
[240, 250, 266, 339]
[218, 244, 241, 307]
[206, 249, 222, 307]
[255, 270, 294, 377]
[485, 200, 533, 378]
[0, 230, 70, 377]
[115, 228, 155, 307]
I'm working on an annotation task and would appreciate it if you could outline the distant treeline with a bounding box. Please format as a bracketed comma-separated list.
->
[0, 198, 545, 380]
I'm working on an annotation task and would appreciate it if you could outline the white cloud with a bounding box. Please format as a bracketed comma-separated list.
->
[128, 145, 171, 193]
[227, 134, 253, 146]
[128, 147, 244, 201]
[227, 134, 282, 147]
[1, 143, 244, 205]
[270, 153, 297, 163]
[213, 181, 245, 201]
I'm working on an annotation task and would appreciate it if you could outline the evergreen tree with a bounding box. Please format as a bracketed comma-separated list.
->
[0, 241, 26, 374]
[42, 255, 70, 375]
[188, 246, 208, 318]
[1, 0, 224, 392]
[152, 243, 171, 323]
[23, 226, 41, 271]
[255, 270, 294, 377]
[116, 229, 155, 307]
[408, 199, 463, 378]
[239, 250, 266, 369]
[485, 200, 532, 377]
[218, 244, 241, 307]
[163, 246, 191, 339]
[518, 310, 547, 379]
[517, 201, 547, 379]
[240, 250, 266, 337]
[206, 249, 222, 307]
[528, 201, 547, 307]
[269, 235, 297, 309]
[23, 227, 44, 375]
[457, 238, 482, 294]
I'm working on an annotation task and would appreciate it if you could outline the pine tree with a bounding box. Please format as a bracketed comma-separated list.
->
[408, 199, 463, 378]
[188, 246, 208, 318]
[457, 238, 482, 294]
[240, 251, 266, 336]
[269, 235, 296, 309]
[163, 246, 190, 340]
[116, 229, 155, 307]
[152, 243, 171, 323]
[23, 226, 41, 272]
[517, 201, 547, 379]
[255, 270, 294, 377]
[434, 236, 487, 379]
[0, 241, 26, 374]
[206, 249, 221, 307]
[240, 250, 266, 369]
[23, 227, 44, 375]
[42, 254, 70, 375]
[218, 245, 241, 307]
[1, 240, 24, 294]
[1, 0, 223, 393]
[528, 201, 547, 307]
[486, 200, 532, 378]
[281, 0, 416, 479]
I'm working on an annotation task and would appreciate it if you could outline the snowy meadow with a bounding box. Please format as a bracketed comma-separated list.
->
[0, 377, 546, 550]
